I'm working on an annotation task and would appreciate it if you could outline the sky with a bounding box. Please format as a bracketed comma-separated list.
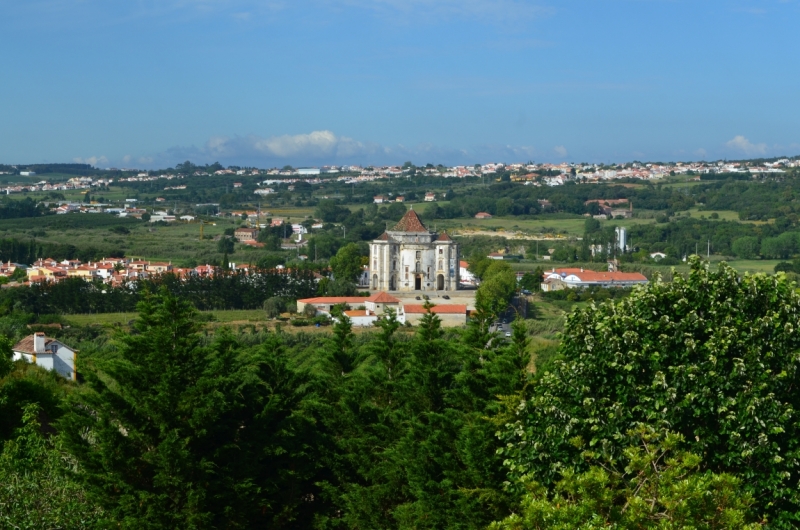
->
[1, 0, 799, 168]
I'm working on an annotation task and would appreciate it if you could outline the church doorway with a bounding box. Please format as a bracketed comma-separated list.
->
[436, 274, 444, 290]
[372, 274, 378, 289]
[415, 275, 422, 290]
[389, 275, 396, 291]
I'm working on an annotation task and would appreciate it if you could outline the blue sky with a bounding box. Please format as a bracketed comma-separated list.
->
[1, 0, 798, 168]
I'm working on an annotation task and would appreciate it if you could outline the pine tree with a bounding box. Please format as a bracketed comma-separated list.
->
[59, 291, 318, 528]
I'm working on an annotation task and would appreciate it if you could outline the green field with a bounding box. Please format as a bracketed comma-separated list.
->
[65, 309, 269, 327]
[438, 214, 656, 238]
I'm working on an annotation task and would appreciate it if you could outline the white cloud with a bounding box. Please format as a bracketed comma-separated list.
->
[725, 135, 768, 156]
[142, 130, 558, 168]
[73, 155, 109, 167]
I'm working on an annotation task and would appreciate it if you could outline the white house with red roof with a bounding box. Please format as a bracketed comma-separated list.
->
[13, 332, 77, 381]
[541, 268, 648, 291]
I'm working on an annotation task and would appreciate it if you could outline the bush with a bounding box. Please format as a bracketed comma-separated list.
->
[500, 258, 800, 526]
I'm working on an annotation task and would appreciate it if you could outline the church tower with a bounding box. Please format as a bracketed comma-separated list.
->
[369, 209, 459, 292]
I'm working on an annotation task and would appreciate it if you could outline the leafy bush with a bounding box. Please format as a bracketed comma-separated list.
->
[500, 258, 800, 526]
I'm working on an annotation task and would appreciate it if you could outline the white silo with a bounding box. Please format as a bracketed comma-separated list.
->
[615, 226, 627, 253]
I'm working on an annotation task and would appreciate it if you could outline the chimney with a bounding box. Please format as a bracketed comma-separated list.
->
[33, 332, 46, 354]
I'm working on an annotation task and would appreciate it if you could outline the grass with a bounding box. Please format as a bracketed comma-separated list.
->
[0, 213, 273, 264]
[65, 309, 270, 328]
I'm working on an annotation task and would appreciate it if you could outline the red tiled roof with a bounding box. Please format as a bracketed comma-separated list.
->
[344, 310, 372, 317]
[403, 304, 467, 314]
[437, 232, 452, 242]
[366, 291, 401, 303]
[12, 334, 74, 355]
[375, 232, 390, 241]
[391, 209, 428, 232]
[548, 268, 647, 282]
[298, 296, 368, 304]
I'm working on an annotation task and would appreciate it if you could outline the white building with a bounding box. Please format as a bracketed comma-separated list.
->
[541, 268, 648, 292]
[13, 332, 77, 381]
[615, 226, 627, 252]
[459, 260, 477, 285]
[369, 209, 459, 292]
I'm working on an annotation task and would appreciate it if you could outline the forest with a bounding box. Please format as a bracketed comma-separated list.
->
[2, 259, 799, 528]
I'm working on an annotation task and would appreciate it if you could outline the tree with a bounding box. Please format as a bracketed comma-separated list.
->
[475, 262, 516, 322]
[0, 404, 103, 528]
[59, 292, 319, 528]
[492, 426, 761, 529]
[217, 235, 235, 254]
[264, 296, 284, 318]
[518, 269, 543, 292]
[499, 258, 800, 526]
[329, 242, 364, 283]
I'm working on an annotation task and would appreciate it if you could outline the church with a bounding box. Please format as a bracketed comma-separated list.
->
[369, 208, 459, 292]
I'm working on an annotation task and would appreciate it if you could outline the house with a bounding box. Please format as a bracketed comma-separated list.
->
[342, 309, 379, 327]
[145, 262, 172, 274]
[13, 332, 77, 380]
[459, 260, 477, 285]
[233, 182, 242, 188]
[540, 268, 648, 292]
[364, 291, 401, 314]
[234, 227, 259, 242]
[374, 195, 387, 204]
[395, 196, 405, 203]
[487, 252, 505, 260]
[474, 212, 492, 219]
[296, 296, 370, 315]
[650, 252, 667, 260]
[424, 192, 436, 202]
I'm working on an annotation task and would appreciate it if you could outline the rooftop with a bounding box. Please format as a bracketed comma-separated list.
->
[390, 209, 428, 233]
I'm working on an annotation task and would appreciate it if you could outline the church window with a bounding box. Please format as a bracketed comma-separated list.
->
[405, 266, 409, 279]
[438, 248, 443, 255]
[415, 262, 421, 273]
[438, 260, 443, 270]
[415, 251, 421, 259]
[373, 260, 377, 270]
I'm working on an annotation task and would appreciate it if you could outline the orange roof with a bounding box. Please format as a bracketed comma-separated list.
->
[549, 268, 647, 282]
[403, 304, 467, 314]
[437, 232, 452, 242]
[375, 232, 390, 241]
[390, 209, 428, 232]
[344, 310, 373, 317]
[298, 296, 368, 304]
[366, 291, 401, 303]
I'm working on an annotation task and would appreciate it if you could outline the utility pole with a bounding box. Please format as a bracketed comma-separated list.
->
[707, 240, 710, 258]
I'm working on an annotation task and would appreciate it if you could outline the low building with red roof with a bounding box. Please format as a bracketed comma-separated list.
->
[401, 303, 467, 326]
[541, 267, 648, 292]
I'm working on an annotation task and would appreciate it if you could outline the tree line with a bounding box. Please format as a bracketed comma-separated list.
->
[0, 268, 318, 315]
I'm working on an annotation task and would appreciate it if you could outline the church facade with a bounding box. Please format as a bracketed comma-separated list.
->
[369, 209, 459, 292]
